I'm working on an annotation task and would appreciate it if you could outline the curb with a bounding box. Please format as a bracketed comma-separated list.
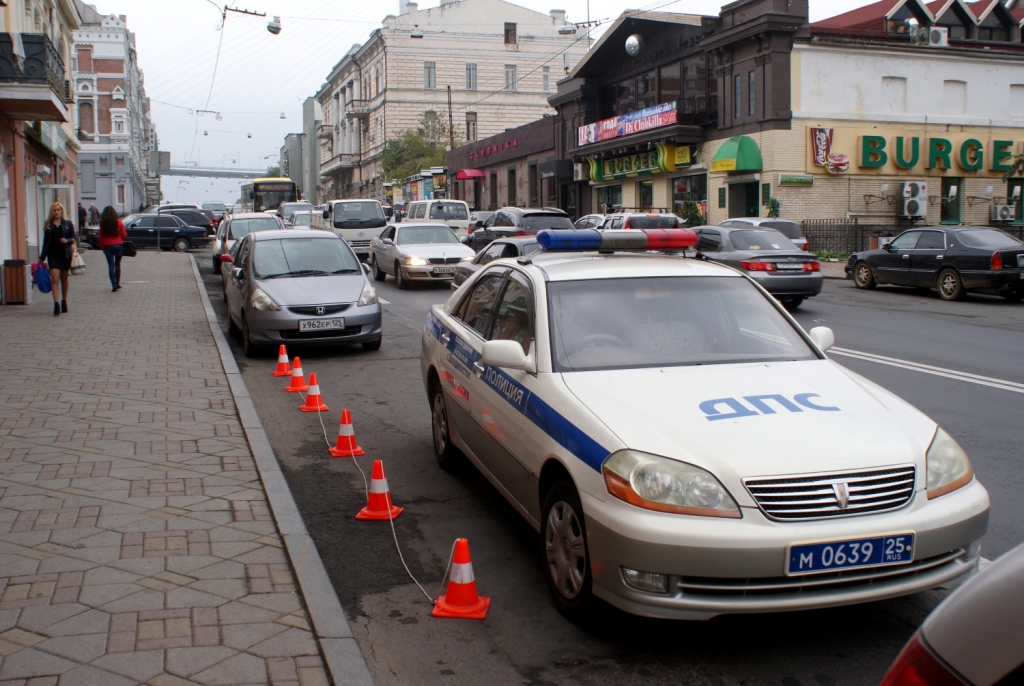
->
[188, 256, 375, 686]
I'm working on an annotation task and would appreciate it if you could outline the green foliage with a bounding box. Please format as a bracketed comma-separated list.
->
[815, 249, 848, 261]
[265, 165, 281, 177]
[677, 200, 705, 227]
[1004, 154, 1024, 180]
[766, 197, 781, 218]
[382, 111, 463, 181]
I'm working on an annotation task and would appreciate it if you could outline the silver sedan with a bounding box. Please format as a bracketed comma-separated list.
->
[369, 222, 475, 289]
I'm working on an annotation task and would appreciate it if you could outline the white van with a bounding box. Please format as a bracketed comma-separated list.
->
[402, 200, 470, 238]
[312, 199, 388, 259]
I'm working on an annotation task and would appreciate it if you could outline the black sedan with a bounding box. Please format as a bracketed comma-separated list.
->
[451, 236, 541, 290]
[125, 214, 211, 252]
[846, 226, 1024, 302]
[466, 207, 573, 251]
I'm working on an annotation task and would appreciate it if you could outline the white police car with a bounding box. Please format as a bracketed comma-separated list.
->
[419, 228, 990, 620]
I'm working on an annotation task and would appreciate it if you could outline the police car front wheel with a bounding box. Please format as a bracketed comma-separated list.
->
[542, 481, 595, 619]
[430, 381, 462, 471]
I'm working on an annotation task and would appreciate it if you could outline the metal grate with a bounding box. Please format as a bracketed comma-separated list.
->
[428, 257, 461, 265]
[279, 326, 361, 340]
[287, 304, 350, 316]
[744, 465, 916, 521]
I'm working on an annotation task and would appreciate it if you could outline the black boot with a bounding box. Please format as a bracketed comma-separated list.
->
[53, 303, 60, 316]
[61, 300, 67, 313]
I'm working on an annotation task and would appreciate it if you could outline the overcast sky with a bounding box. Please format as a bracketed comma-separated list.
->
[109, 0, 867, 204]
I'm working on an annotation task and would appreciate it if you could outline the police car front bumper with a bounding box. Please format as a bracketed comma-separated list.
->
[582, 478, 988, 620]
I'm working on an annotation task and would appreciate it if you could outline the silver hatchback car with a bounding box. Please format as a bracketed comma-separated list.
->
[222, 230, 382, 356]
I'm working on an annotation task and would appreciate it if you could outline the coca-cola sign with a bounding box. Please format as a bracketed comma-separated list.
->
[810, 128, 834, 167]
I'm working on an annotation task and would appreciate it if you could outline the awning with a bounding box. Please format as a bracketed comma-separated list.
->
[710, 136, 762, 173]
[455, 169, 485, 179]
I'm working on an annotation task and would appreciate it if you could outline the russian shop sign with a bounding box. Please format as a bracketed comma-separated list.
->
[586, 143, 691, 182]
[805, 127, 1024, 177]
[578, 102, 677, 147]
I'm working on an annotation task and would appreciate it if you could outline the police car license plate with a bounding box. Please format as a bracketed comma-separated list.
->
[786, 533, 914, 576]
[299, 318, 345, 331]
[432, 266, 455, 275]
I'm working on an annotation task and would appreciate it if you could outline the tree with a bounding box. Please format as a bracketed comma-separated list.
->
[1004, 154, 1024, 180]
[382, 111, 463, 181]
[266, 165, 281, 177]
[677, 200, 704, 227]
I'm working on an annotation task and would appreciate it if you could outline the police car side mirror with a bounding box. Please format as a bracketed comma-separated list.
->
[480, 339, 527, 370]
[808, 326, 835, 353]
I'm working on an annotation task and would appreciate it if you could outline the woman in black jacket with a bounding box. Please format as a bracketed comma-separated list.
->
[38, 201, 76, 316]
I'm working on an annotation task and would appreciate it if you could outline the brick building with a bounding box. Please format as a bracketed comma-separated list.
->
[72, 2, 154, 216]
[314, 0, 589, 203]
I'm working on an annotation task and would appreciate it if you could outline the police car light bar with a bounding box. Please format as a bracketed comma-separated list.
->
[536, 228, 698, 252]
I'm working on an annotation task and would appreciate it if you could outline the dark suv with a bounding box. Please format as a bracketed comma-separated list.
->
[467, 207, 574, 251]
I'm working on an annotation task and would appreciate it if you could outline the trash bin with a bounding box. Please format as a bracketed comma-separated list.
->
[3, 259, 26, 304]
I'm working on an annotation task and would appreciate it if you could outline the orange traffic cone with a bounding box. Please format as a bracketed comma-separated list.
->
[355, 460, 403, 521]
[285, 357, 308, 393]
[271, 345, 292, 377]
[329, 409, 366, 457]
[432, 538, 490, 620]
[299, 373, 329, 413]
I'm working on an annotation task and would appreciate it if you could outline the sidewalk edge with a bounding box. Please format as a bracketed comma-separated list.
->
[189, 256, 375, 686]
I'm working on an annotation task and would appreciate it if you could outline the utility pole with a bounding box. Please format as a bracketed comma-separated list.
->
[447, 85, 455, 151]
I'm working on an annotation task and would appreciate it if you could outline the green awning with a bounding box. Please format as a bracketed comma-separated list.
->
[710, 136, 762, 173]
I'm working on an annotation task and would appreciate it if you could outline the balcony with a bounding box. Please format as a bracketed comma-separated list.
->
[344, 100, 370, 119]
[321, 153, 356, 174]
[316, 123, 333, 140]
[0, 33, 70, 121]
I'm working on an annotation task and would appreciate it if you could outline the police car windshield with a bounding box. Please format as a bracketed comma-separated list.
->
[548, 276, 817, 372]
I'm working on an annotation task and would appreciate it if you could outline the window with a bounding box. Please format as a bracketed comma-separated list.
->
[639, 181, 653, 211]
[889, 231, 922, 250]
[424, 111, 437, 142]
[657, 62, 680, 105]
[489, 172, 497, 208]
[916, 231, 946, 250]
[504, 22, 517, 45]
[78, 102, 93, 133]
[615, 78, 636, 115]
[466, 63, 477, 90]
[457, 273, 505, 337]
[596, 185, 622, 213]
[542, 66, 550, 93]
[941, 177, 961, 224]
[1009, 179, 1024, 224]
[696, 230, 722, 252]
[672, 175, 707, 218]
[1011, 85, 1024, 117]
[490, 274, 533, 354]
[466, 112, 477, 142]
[424, 61, 436, 89]
[528, 163, 538, 206]
[478, 243, 507, 265]
[748, 71, 755, 116]
[116, 185, 125, 205]
[637, 70, 657, 111]
[505, 65, 517, 91]
[734, 74, 741, 119]
[507, 168, 517, 205]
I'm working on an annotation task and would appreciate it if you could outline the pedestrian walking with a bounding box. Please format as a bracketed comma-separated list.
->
[98, 206, 127, 292]
[77, 202, 87, 233]
[89, 203, 100, 225]
[37, 201, 76, 316]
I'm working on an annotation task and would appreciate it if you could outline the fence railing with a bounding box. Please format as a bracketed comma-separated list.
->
[801, 219, 902, 255]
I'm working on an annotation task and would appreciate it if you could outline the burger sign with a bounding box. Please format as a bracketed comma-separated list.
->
[811, 127, 849, 175]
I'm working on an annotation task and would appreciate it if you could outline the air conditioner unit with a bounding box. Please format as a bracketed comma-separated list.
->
[928, 26, 948, 47]
[572, 162, 588, 182]
[991, 204, 1016, 222]
[898, 181, 928, 218]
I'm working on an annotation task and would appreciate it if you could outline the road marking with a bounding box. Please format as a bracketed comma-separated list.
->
[378, 298, 390, 305]
[831, 347, 1024, 395]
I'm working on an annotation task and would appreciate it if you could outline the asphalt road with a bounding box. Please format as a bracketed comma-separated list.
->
[196, 248, 1024, 686]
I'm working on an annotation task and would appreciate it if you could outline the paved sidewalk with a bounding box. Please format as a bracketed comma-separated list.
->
[0, 252, 343, 685]
[820, 260, 847, 280]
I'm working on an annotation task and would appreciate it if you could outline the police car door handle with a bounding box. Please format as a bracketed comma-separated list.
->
[441, 332, 450, 345]
[473, 361, 485, 377]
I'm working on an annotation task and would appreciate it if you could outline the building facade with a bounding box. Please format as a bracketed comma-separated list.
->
[279, 133, 303, 196]
[0, 0, 81, 286]
[72, 3, 154, 216]
[315, 0, 589, 203]
[301, 96, 320, 206]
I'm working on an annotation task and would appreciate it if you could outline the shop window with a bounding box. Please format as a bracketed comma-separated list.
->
[637, 70, 657, 111]
[659, 62, 680, 104]
[639, 181, 653, 211]
[940, 177, 961, 224]
[596, 185, 622, 213]
[507, 168, 517, 205]
[1008, 179, 1024, 225]
[734, 74, 741, 119]
[528, 163, 539, 206]
[672, 175, 707, 222]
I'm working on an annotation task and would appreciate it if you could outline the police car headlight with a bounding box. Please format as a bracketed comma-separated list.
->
[603, 450, 741, 518]
[357, 280, 378, 306]
[404, 257, 428, 266]
[926, 427, 973, 499]
[250, 288, 280, 311]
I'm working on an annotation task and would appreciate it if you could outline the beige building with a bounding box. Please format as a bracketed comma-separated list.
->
[315, 0, 589, 203]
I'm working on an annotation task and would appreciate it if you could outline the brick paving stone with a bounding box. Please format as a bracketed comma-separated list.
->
[0, 253, 332, 686]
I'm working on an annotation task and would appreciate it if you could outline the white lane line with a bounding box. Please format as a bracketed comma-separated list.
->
[831, 347, 1024, 395]
[378, 298, 390, 305]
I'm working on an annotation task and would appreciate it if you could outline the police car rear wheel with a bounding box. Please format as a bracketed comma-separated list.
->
[430, 381, 461, 471]
[542, 481, 594, 618]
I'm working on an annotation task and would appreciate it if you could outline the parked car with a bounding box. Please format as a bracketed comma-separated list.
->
[202, 201, 228, 224]
[276, 201, 313, 224]
[574, 214, 607, 230]
[719, 218, 810, 252]
[403, 200, 472, 237]
[230, 203, 243, 214]
[467, 207, 574, 251]
[881, 541, 1024, 686]
[601, 212, 681, 230]
[159, 208, 216, 236]
[124, 214, 210, 252]
[222, 229, 382, 356]
[421, 227, 988, 620]
[143, 203, 202, 213]
[692, 225, 821, 309]
[287, 210, 312, 228]
[846, 226, 1024, 302]
[369, 222, 474, 289]
[452, 236, 541, 290]
[211, 213, 285, 274]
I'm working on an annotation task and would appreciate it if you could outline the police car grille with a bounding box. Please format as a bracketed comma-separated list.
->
[287, 304, 350, 316]
[428, 257, 461, 265]
[743, 465, 916, 521]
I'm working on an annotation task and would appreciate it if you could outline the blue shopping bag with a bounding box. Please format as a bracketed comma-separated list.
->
[33, 262, 51, 294]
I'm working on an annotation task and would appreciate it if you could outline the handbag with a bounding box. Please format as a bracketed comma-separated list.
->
[70, 250, 86, 276]
[33, 262, 52, 293]
[122, 240, 137, 257]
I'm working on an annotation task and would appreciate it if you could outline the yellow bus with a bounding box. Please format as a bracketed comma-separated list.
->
[240, 177, 298, 213]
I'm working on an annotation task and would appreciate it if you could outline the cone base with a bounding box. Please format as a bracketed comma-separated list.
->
[432, 594, 490, 620]
[272, 369, 292, 377]
[300, 402, 329, 412]
[355, 505, 403, 521]
[285, 385, 308, 393]
[329, 445, 366, 458]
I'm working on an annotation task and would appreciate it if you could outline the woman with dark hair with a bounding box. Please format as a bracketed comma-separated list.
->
[98, 206, 127, 292]
[37, 201, 76, 316]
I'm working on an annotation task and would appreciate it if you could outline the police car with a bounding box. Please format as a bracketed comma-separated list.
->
[419, 228, 990, 620]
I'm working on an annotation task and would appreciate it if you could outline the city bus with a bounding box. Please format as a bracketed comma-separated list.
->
[240, 177, 298, 213]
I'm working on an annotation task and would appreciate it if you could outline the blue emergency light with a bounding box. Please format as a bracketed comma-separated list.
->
[536, 228, 698, 252]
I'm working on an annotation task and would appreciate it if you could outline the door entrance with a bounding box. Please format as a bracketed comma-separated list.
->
[728, 181, 760, 218]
